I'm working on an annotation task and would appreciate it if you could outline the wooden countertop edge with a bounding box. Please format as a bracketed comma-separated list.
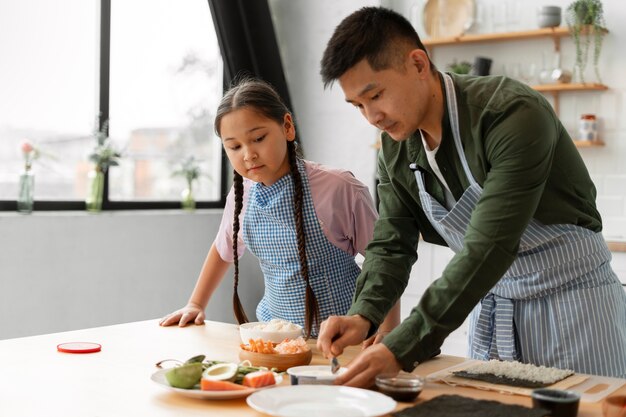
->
[607, 241, 626, 252]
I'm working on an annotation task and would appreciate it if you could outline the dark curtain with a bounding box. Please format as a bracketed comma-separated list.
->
[207, 0, 294, 115]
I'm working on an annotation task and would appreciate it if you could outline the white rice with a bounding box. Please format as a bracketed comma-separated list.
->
[462, 360, 574, 384]
[252, 319, 300, 332]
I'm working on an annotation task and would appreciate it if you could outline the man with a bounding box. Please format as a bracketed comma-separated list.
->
[316, 6, 626, 388]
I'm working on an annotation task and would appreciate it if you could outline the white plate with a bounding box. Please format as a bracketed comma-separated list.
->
[246, 385, 396, 417]
[150, 368, 283, 400]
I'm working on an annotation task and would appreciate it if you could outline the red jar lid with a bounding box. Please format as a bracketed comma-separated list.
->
[57, 342, 102, 354]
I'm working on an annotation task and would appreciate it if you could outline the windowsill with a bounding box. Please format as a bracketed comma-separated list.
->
[0, 208, 225, 218]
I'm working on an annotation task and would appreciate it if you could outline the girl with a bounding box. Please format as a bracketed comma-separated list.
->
[160, 78, 399, 339]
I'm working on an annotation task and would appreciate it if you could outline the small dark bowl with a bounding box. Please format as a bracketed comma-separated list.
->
[532, 388, 580, 417]
[375, 373, 424, 402]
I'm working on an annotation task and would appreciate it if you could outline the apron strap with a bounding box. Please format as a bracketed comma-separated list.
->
[471, 293, 520, 362]
[441, 73, 479, 188]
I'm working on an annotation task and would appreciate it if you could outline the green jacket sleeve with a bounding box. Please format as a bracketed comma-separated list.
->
[347, 141, 420, 331]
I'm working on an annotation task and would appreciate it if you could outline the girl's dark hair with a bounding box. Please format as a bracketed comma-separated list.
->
[215, 78, 319, 339]
[320, 6, 435, 88]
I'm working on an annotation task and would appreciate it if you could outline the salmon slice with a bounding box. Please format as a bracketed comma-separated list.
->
[242, 371, 276, 388]
[200, 378, 249, 391]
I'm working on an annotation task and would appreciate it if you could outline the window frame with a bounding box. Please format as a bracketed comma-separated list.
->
[0, 0, 292, 212]
[0, 0, 228, 211]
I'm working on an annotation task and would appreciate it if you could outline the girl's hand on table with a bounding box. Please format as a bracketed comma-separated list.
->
[159, 304, 205, 327]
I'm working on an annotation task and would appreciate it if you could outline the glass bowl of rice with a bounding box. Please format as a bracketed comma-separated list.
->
[239, 319, 304, 344]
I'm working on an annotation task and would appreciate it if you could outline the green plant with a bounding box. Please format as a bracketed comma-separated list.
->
[447, 60, 472, 75]
[88, 119, 122, 172]
[565, 0, 606, 83]
[173, 156, 203, 190]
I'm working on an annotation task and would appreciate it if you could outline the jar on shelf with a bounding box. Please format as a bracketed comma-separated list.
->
[578, 114, 598, 141]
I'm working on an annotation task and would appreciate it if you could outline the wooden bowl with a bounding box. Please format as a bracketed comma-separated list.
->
[238, 348, 313, 371]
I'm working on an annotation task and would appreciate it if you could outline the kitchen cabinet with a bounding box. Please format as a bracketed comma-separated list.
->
[423, 26, 609, 148]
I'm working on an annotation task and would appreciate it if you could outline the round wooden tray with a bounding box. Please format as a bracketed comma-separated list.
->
[239, 349, 312, 371]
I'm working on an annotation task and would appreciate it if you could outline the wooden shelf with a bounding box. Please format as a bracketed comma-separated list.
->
[573, 140, 605, 148]
[532, 83, 608, 93]
[423, 27, 570, 47]
[533, 83, 608, 115]
[423, 26, 608, 48]
[607, 241, 626, 252]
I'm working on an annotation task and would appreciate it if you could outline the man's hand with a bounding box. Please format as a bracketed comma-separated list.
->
[317, 315, 371, 358]
[361, 330, 390, 349]
[334, 343, 402, 388]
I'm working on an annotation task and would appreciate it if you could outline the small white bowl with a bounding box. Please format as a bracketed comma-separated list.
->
[239, 321, 303, 344]
[287, 365, 347, 385]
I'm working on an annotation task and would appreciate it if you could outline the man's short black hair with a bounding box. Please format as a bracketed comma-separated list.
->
[320, 6, 434, 88]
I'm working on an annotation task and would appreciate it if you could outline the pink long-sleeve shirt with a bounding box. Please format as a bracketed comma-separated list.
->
[214, 160, 378, 262]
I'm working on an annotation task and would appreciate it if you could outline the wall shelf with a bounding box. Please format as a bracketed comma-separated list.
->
[424, 27, 571, 47]
[531, 83, 608, 121]
[532, 83, 608, 93]
[423, 26, 609, 149]
[423, 26, 608, 52]
[573, 140, 605, 147]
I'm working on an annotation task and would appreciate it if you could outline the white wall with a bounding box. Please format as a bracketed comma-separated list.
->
[0, 211, 264, 339]
[269, 0, 381, 194]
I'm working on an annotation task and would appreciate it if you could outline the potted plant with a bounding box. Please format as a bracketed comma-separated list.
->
[447, 60, 472, 75]
[565, 0, 607, 83]
[173, 156, 203, 211]
[16, 141, 39, 213]
[87, 120, 122, 212]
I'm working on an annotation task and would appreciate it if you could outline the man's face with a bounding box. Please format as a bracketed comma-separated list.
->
[338, 55, 429, 141]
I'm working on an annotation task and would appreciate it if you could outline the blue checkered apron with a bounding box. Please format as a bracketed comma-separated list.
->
[411, 73, 626, 377]
[242, 161, 361, 338]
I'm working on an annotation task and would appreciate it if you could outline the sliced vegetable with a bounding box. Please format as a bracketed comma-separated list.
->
[242, 370, 276, 388]
[202, 362, 238, 381]
[185, 354, 206, 364]
[200, 378, 249, 391]
[165, 362, 203, 389]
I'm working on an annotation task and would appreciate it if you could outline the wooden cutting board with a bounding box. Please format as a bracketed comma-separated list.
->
[427, 359, 625, 402]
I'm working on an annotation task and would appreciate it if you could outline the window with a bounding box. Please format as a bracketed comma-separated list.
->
[108, 0, 223, 204]
[0, 0, 225, 209]
[0, 0, 99, 202]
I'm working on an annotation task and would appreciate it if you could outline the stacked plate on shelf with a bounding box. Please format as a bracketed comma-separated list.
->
[422, 0, 475, 38]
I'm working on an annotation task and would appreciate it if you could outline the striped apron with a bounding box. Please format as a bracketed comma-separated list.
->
[242, 160, 361, 338]
[412, 73, 626, 377]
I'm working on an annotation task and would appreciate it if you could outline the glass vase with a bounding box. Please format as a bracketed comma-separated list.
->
[181, 186, 196, 211]
[17, 171, 34, 213]
[86, 168, 105, 212]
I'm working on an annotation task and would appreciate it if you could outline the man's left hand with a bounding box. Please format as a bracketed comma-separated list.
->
[333, 343, 402, 388]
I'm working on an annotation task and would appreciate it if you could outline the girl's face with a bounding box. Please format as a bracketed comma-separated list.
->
[220, 107, 295, 186]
